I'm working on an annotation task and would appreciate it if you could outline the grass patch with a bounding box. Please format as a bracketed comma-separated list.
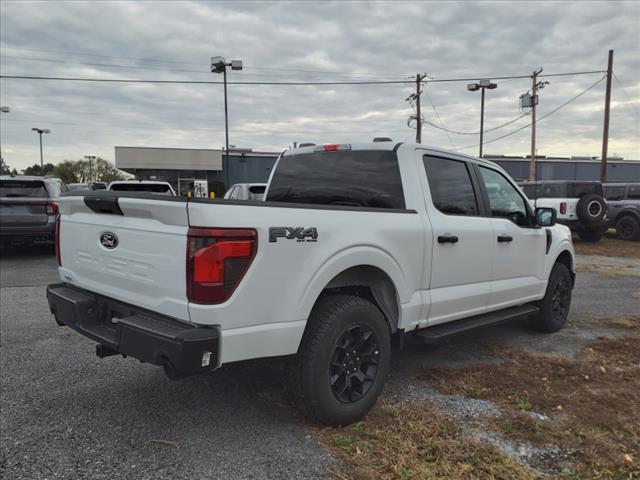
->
[423, 318, 640, 479]
[319, 401, 540, 480]
[573, 233, 640, 259]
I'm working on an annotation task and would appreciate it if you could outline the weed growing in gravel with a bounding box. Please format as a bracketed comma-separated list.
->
[319, 401, 540, 480]
[423, 316, 640, 479]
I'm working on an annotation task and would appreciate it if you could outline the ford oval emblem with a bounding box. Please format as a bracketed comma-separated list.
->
[100, 232, 119, 249]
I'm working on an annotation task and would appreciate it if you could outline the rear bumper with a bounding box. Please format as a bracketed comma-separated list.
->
[47, 283, 220, 377]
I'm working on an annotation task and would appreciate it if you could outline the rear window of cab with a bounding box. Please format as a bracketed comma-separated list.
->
[266, 150, 405, 209]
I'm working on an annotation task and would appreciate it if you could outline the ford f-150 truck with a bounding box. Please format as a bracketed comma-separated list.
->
[47, 142, 575, 426]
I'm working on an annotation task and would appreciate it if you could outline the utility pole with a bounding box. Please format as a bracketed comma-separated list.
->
[600, 49, 614, 183]
[529, 68, 543, 180]
[406, 74, 427, 143]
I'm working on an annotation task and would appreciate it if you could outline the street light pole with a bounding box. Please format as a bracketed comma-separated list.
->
[211, 56, 243, 190]
[223, 66, 229, 187]
[0, 106, 10, 172]
[31, 127, 50, 172]
[84, 155, 96, 183]
[467, 80, 497, 158]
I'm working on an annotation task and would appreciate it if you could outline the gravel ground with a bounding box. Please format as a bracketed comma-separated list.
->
[1, 245, 638, 479]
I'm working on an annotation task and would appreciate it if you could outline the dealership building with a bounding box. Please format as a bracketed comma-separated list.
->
[115, 146, 639, 198]
[114, 146, 279, 197]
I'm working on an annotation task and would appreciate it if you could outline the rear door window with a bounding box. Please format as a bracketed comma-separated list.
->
[567, 183, 603, 197]
[267, 149, 405, 209]
[0, 180, 48, 198]
[539, 183, 567, 198]
[423, 156, 478, 216]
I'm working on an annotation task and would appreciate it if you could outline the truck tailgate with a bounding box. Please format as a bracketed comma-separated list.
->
[58, 194, 190, 321]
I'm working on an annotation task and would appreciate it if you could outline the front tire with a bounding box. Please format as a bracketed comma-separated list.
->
[530, 263, 573, 333]
[288, 295, 391, 426]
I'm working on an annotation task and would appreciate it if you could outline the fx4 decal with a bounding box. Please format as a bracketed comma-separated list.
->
[269, 227, 318, 243]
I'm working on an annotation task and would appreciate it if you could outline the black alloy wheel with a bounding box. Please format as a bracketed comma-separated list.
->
[551, 275, 571, 323]
[329, 324, 380, 403]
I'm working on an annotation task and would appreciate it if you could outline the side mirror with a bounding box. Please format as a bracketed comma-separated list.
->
[535, 207, 556, 227]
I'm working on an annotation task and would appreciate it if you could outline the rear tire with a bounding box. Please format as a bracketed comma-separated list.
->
[530, 263, 572, 333]
[288, 295, 391, 426]
[615, 215, 640, 241]
[577, 227, 605, 242]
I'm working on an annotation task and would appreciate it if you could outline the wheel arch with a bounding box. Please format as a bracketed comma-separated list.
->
[614, 208, 640, 223]
[554, 249, 576, 286]
[298, 246, 408, 334]
[319, 265, 401, 332]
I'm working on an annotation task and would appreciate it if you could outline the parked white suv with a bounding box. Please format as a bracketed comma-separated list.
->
[519, 181, 607, 242]
[48, 143, 575, 426]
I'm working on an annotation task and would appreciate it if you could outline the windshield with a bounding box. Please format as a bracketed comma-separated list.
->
[0, 180, 48, 198]
[266, 150, 405, 209]
[109, 183, 173, 195]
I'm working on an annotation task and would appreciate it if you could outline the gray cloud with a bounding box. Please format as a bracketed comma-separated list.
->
[0, 0, 638, 170]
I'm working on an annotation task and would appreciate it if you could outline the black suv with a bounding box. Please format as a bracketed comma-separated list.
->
[0, 176, 67, 245]
[604, 182, 640, 241]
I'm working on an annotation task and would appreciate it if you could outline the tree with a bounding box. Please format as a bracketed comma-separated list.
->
[52, 160, 79, 184]
[0, 161, 19, 176]
[50, 157, 126, 184]
[22, 163, 55, 176]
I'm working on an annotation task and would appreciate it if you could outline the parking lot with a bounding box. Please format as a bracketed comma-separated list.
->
[1, 243, 639, 479]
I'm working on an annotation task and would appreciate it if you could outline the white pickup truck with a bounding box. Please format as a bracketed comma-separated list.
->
[47, 142, 575, 426]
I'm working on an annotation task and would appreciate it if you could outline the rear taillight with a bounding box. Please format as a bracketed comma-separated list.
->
[187, 227, 257, 304]
[47, 201, 58, 215]
[560, 202, 567, 215]
[55, 214, 61, 266]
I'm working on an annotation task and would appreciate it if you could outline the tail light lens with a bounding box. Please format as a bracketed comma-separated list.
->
[187, 228, 257, 304]
[55, 214, 61, 266]
[47, 201, 58, 215]
[560, 202, 567, 215]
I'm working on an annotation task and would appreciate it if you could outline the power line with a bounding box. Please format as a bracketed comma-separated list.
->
[451, 75, 607, 151]
[0, 118, 413, 135]
[0, 54, 409, 81]
[0, 46, 410, 78]
[425, 113, 528, 135]
[613, 72, 640, 119]
[0, 75, 412, 85]
[423, 90, 456, 148]
[425, 70, 606, 84]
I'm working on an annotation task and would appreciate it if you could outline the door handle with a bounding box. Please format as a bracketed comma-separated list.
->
[437, 234, 459, 244]
[497, 235, 513, 243]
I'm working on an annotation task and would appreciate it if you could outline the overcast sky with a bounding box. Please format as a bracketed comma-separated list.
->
[1, 0, 638, 171]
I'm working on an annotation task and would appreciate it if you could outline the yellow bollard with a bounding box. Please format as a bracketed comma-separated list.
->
[209, 192, 216, 199]
[187, 191, 192, 198]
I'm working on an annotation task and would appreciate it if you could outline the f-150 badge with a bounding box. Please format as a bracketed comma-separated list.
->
[269, 227, 318, 243]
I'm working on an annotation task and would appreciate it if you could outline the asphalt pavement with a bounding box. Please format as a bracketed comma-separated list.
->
[1, 244, 638, 479]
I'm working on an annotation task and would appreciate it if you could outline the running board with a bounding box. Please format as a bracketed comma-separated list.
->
[413, 305, 540, 344]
